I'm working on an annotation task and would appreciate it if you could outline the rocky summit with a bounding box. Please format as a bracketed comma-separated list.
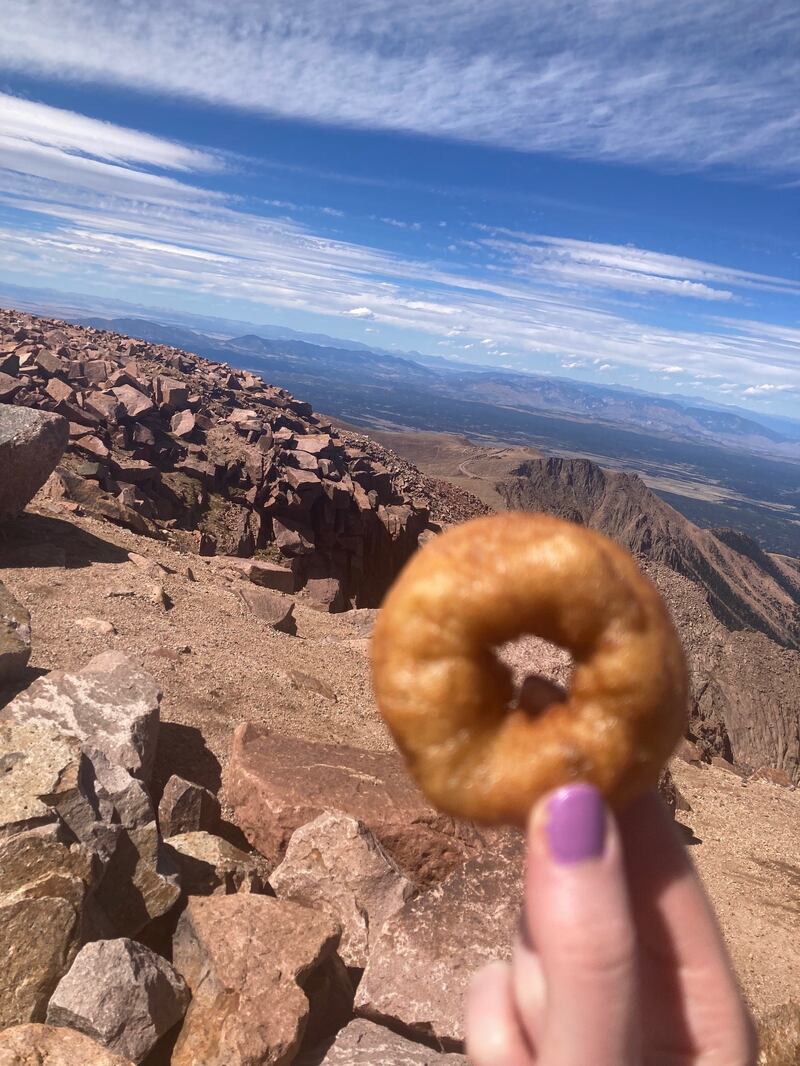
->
[0, 308, 798, 1065]
[0, 308, 483, 611]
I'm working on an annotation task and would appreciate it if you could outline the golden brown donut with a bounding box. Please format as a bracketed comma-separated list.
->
[371, 513, 688, 824]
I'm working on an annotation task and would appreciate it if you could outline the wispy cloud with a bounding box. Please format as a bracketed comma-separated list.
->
[0, 92, 222, 206]
[1, 2, 799, 178]
[1, 95, 799, 406]
[377, 217, 422, 231]
[477, 230, 800, 301]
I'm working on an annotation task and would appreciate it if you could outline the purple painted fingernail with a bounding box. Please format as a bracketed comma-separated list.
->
[545, 784, 606, 864]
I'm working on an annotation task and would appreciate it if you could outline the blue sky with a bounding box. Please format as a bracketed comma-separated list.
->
[0, 1, 799, 415]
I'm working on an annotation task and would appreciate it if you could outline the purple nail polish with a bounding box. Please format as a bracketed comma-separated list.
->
[545, 783, 606, 864]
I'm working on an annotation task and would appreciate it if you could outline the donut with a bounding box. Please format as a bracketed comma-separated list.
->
[371, 513, 688, 824]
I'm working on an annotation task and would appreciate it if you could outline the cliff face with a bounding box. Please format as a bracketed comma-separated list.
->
[0, 308, 465, 609]
[499, 457, 800, 649]
[496, 457, 800, 779]
[644, 562, 800, 782]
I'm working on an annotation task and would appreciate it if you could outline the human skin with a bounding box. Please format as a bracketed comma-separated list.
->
[465, 785, 757, 1066]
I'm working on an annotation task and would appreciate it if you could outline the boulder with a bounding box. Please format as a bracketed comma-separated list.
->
[47, 939, 189, 1064]
[0, 721, 83, 840]
[0, 831, 99, 1029]
[0, 1024, 136, 1065]
[273, 517, 315, 556]
[750, 765, 793, 787]
[0, 370, 22, 400]
[154, 376, 189, 409]
[111, 385, 154, 419]
[675, 738, 703, 766]
[226, 724, 492, 886]
[271, 812, 413, 967]
[164, 831, 268, 895]
[171, 409, 196, 437]
[45, 377, 75, 404]
[0, 896, 81, 1027]
[0, 406, 68, 519]
[91, 751, 155, 830]
[303, 574, 344, 613]
[0, 581, 31, 685]
[300, 1019, 468, 1065]
[238, 587, 296, 634]
[222, 557, 296, 594]
[2, 652, 161, 782]
[0, 831, 97, 914]
[171, 894, 342, 1066]
[158, 774, 221, 837]
[710, 755, 747, 778]
[355, 836, 524, 1048]
[93, 820, 181, 937]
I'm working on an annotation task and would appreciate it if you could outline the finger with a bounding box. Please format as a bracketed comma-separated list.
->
[523, 783, 640, 1066]
[465, 962, 535, 1066]
[511, 933, 547, 1045]
[619, 790, 757, 1059]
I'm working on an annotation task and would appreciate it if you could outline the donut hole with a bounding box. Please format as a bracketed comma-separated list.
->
[495, 634, 572, 716]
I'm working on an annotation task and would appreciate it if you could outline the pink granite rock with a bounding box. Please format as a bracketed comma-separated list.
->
[237, 587, 296, 633]
[226, 724, 495, 886]
[271, 812, 413, 967]
[171, 894, 342, 1066]
[354, 836, 524, 1048]
[0, 1024, 136, 1065]
[0, 407, 69, 519]
[300, 1019, 468, 1065]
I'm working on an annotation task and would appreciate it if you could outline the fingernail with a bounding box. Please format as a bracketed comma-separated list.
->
[544, 783, 606, 864]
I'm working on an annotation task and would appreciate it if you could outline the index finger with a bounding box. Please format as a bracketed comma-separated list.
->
[618, 789, 756, 1060]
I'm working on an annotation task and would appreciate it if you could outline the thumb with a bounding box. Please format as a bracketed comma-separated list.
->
[522, 783, 640, 1066]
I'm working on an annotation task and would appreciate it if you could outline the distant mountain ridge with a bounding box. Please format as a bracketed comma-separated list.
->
[76, 314, 800, 461]
[498, 456, 800, 649]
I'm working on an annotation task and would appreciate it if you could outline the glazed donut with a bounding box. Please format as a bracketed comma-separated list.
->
[371, 513, 688, 824]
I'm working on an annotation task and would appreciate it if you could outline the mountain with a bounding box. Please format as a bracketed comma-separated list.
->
[497, 456, 800, 649]
[74, 314, 800, 461]
[450, 370, 796, 453]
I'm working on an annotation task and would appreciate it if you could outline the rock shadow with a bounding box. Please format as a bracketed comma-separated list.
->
[0, 665, 48, 706]
[154, 722, 223, 799]
[0, 512, 129, 569]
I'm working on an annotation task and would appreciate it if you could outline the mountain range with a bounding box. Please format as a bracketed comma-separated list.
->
[76, 314, 800, 459]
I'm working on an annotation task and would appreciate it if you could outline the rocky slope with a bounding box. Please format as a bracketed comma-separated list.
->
[0, 471, 797, 1063]
[499, 456, 800, 649]
[0, 308, 485, 612]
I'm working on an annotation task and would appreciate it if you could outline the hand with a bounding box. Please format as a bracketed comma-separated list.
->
[465, 785, 757, 1065]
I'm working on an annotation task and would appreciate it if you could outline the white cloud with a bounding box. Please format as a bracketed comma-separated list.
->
[478, 230, 800, 301]
[0, 92, 217, 171]
[742, 383, 797, 395]
[377, 217, 422, 231]
[0, 93, 222, 206]
[1, 2, 799, 177]
[0, 96, 799, 404]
